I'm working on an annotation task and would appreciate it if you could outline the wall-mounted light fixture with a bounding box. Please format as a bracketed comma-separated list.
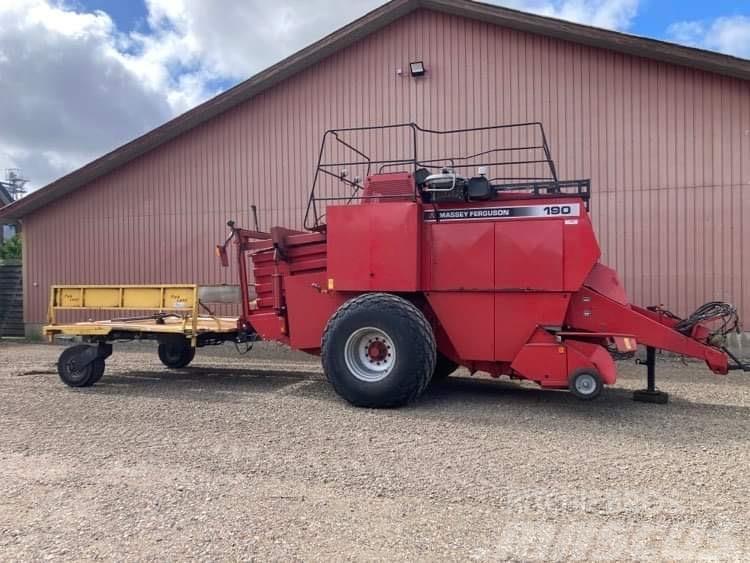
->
[409, 61, 426, 77]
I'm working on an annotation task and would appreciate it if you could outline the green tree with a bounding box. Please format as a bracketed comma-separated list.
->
[0, 235, 21, 260]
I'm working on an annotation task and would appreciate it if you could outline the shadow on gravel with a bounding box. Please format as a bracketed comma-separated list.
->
[85, 366, 327, 403]
[418, 377, 750, 444]
[75, 366, 750, 438]
[425, 376, 750, 413]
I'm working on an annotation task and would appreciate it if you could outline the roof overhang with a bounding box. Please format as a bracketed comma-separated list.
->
[2, 0, 749, 221]
[0, 184, 12, 207]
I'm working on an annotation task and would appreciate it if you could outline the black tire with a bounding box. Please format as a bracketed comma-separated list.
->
[88, 359, 106, 385]
[57, 344, 105, 388]
[431, 352, 458, 383]
[568, 369, 603, 400]
[321, 293, 436, 408]
[158, 339, 196, 369]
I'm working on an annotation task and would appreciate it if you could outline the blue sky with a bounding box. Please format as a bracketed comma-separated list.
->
[75, 0, 148, 33]
[69, 1, 750, 100]
[2, 0, 749, 192]
[635, 0, 749, 39]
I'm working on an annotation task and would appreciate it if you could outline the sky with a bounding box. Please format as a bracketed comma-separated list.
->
[1, 0, 749, 193]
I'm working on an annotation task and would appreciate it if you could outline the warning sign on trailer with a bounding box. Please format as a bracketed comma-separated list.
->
[423, 203, 580, 222]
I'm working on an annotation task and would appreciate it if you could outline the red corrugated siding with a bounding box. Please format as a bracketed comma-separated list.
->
[23, 8, 750, 325]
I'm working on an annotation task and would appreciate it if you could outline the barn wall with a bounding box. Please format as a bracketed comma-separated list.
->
[23, 8, 750, 329]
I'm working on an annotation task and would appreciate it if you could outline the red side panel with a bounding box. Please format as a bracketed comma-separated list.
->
[509, 332, 616, 387]
[495, 220, 563, 290]
[421, 198, 598, 294]
[327, 202, 420, 291]
[584, 263, 629, 304]
[249, 311, 289, 344]
[426, 293, 494, 361]
[566, 340, 617, 385]
[430, 222, 494, 290]
[427, 292, 571, 363]
[325, 207, 369, 290]
[510, 329, 568, 386]
[562, 213, 600, 291]
[285, 272, 347, 351]
[246, 230, 328, 345]
[512, 344, 568, 386]
[494, 293, 571, 361]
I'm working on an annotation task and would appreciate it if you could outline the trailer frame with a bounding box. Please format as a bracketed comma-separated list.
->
[43, 284, 253, 386]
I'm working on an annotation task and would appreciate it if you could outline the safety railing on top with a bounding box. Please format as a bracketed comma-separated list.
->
[303, 122, 589, 231]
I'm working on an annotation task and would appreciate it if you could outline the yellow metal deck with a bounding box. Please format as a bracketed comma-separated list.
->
[43, 284, 240, 346]
[44, 316, 239, 336]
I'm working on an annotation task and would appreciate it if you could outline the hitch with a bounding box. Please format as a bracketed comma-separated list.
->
[723, 347, 750, 372]
[633, 346, 669, 404]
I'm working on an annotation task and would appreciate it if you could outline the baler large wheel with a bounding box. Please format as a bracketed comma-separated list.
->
[431, 352, 459, 384]
[321, 293, 436, 408]
[158, 338, 196, 369]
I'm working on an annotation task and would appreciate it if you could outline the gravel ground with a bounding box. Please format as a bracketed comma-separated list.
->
[1, 340, 749, 561]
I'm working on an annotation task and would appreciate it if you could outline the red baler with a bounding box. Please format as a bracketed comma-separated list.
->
[218, 123, 746, 407]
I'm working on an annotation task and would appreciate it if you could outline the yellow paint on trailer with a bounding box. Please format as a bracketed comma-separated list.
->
[50, 325, 114, 336]
[80, 287, 121, 308]
[52, 284, 197, 310]
[121, 287, 163, 308]
[43, 316, 239, 337]
[45, 284, 239, 348]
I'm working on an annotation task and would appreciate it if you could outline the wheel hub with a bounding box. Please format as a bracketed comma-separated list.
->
[575, 373, 597, 395]
[366, 340, 388, 363]
[344, 327, 396, 382]
[62, 355, 88, 382]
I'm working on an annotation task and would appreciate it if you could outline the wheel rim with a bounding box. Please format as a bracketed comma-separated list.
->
[344, 327, 396, 383]
[165, 346, 182, 363]
[574, 373, 598, 395]
[63, 357, 89, 383]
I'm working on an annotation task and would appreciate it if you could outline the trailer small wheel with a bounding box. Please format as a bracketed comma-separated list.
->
[158, 338, 196, 369]
[431, 352, 458, 383]
[57, 344, 105, 388]
[88, 359, 106, 385]
[569, 369, 603, 400]
[322, 293, 436, 408]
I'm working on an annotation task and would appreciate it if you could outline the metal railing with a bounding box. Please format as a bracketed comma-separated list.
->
[303, 122, 570, 230]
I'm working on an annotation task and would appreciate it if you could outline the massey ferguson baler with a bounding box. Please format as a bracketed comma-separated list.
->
[47, 122, 748, 405]
[214, 122, 747, 407]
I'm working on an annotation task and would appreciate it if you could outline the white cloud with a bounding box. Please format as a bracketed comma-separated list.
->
[137, 0, 640, 86]
[0, 0, 642, 193]
[667, 15, 750, 59]
[139, 0, 383, 80]
[504, 0, 639, 30]
[0, 0, 175, 190]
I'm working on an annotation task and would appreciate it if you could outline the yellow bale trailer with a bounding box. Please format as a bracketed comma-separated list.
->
[44, 284, 251, 387]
